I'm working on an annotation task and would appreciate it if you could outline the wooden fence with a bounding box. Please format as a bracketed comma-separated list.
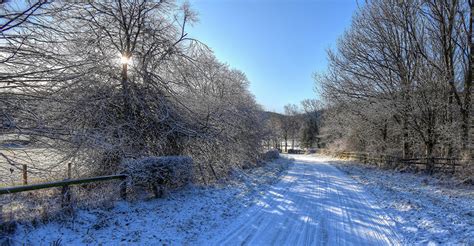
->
[0, 171, 127, 226]
[333, 151, 471, 173]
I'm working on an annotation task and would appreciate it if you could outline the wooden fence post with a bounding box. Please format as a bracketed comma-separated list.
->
[22, 164, 27, 185]
[0, 204, 3, 227]
[61, 184, 71, 208]
[67, 163, 72, 179]
[388, 156, 393, 168]
[451, 159, 456, 174]
[120, 178, 127, 200]
[61, 163, 72, 208]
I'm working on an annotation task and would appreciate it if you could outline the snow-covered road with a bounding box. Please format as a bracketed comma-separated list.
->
[210, 155, 403, 245]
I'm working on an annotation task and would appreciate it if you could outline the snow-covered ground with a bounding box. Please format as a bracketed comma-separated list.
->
[328, 156, 474, 245]
[7, 158, 291, 245]
[206, 155, 402, 245]
[7, 155, 472, 245]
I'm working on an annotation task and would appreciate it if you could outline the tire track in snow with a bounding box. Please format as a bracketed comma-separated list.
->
[210, 155, 403, 245]
[214, 171, 300, 245]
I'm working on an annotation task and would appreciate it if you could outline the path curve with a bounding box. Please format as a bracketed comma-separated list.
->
[211, 155, 403, 246]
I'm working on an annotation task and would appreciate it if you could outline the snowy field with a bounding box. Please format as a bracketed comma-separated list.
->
[6, 155, 473, 245]
[329, 157, 474, 245]
[0, 147, 67, 185]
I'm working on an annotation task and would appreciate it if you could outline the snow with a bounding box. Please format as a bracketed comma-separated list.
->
[328, 156, 474, 245]
[8, 158, 291, 245]
[207, 155, 402, 245]
[7, 155, 473, 245]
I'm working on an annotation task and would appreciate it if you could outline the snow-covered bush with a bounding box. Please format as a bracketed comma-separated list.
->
[263, 149, 280, 161]
[122, 156, 193, 198]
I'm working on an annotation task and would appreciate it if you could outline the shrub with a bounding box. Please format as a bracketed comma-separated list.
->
[263, 149, 280, 161]
[121, 156, 193, 198]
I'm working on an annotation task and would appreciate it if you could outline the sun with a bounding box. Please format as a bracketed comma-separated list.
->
[120, 54, 131, 64]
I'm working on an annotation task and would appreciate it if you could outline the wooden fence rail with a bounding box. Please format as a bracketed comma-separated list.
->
[0, 174, 127, 196]
[333, 151, 471, 173]
[0, 174, 127, 226]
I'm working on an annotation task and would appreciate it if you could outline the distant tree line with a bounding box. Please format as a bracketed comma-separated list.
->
[262, 99, 323, 153]
[316, 0, 473, 170]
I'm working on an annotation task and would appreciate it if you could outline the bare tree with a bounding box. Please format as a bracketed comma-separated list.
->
[0, 0, 266, 183]
[300, 99, 322, 149]
[0, 1, 47, 33]
[317, 0, 473, 172]
[284, 104, 301, 150]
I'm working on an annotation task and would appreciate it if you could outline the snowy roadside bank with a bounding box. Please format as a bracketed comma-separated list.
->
[327, 156, 474, 245]
[7, 158, 292, 245]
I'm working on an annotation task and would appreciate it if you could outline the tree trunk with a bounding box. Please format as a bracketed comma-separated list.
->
[426, 141, 435, 174]
[121, 61, 133, 121]
[462, 2, 473, 159]
[381, 122, 388, 153]
[402, 119, 411, 158]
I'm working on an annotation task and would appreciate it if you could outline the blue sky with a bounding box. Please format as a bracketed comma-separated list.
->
[187, 0, 359, 113]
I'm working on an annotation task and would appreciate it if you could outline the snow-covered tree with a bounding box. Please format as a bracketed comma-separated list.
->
[317, 0, 473, 171]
